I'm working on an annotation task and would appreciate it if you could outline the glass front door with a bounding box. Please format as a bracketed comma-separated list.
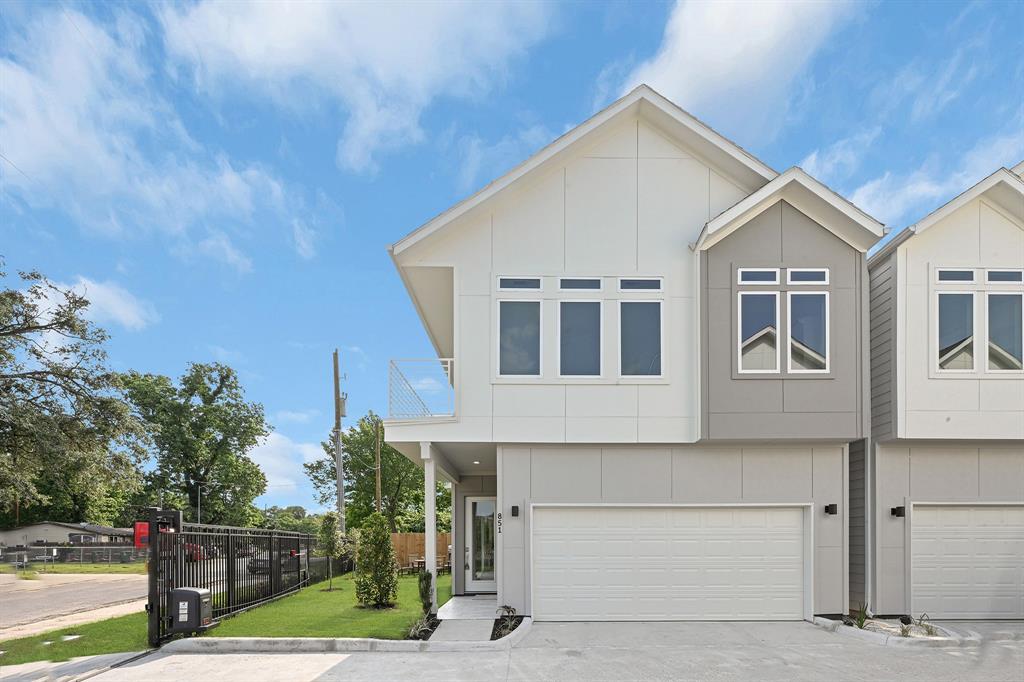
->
[465, 496, 496, 592]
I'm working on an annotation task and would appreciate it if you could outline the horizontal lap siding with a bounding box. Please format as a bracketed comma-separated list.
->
[869, 254, 896, 441]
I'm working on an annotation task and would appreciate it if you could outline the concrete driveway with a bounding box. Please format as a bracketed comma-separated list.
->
[67, 620, 1023, 682]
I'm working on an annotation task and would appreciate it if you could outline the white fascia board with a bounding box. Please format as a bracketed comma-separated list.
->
[694, 167, 884, 252]
[910, 168, 1024, 235]
[1013, 159, 1024, 178]
[389, 84, 777, 258]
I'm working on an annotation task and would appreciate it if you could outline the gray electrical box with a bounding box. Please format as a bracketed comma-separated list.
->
[169, 587, 214, 633]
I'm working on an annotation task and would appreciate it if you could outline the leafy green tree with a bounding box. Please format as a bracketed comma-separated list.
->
[318, 511, 342, 591]
[262, 506, 321, 535]
[303, 411, 450, 532]
[354, 511, 398, 607]
[0, 264, 145, 527]
[122, 363, 269, 525]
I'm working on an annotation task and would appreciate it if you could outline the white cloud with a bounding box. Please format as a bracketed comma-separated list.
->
[159, 2, 553, 173]
[621, 0, 855, 139]
[0, 9, 311, 270]
[291, 219, 316, 260]
[249, 432, 323, 491]
[274, 409, 321, 425]
[454, 124, 553, 194]
[68, 277, 159, 331]
[851, 123, 1024, 227]
[196, 233, 253, 274]
[800, 127, 881, 185]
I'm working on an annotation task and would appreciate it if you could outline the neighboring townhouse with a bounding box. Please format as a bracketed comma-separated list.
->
[384, 85, 883, 622]
[861, 163, 1024, 619]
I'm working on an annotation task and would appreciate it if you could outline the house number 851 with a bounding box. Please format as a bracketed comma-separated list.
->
[496, 512, 502, 534]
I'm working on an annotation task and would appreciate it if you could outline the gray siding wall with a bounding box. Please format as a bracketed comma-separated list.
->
[499, 443, 848, 616]
[869, 251, 896, 441]
[848, 438, 866, 610]
[701, 200, 866, 440]
[453, 474, 497, 595]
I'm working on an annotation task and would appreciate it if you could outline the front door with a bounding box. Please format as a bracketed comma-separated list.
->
[465, 496, 496, 592]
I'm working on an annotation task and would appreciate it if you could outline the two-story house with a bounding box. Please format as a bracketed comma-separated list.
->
[860, 164, 1024, 620]
[384, 85, 883, 622]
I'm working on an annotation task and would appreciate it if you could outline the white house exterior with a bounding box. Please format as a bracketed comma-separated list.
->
[384, 85, 885, 622]
[862, 165, 1024, 619]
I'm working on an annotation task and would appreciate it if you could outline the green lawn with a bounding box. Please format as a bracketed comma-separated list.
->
[0, 612, 148, 666]
[210, 572, 452, 639]
[0, 572, 449, 667]
[0, 562, 146, 575]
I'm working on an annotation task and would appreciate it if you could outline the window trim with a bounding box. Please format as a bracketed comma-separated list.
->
[558, 277, 603, 292]
[786, 291, 830, 374]
[497, 275, 542, 291]
[986, 269, 1024, 284]
[617, 299, 664, 378]
[737, 268, 780, 286]
[557, 300, 603, 378]
[617, 277, 663, 293]
[737, 291, 781, 375]
[786, 268, 830, 285]
[984, 291, 1024, 374]
[935, 268, 975, 284]
[935, 290, 977, 374]
[496, 299, 543, 378]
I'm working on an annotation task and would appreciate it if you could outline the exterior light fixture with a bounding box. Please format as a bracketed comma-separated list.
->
[824, 504, 838, 515]
[890, 506, 906, 518]
[473, 460, 480, 464]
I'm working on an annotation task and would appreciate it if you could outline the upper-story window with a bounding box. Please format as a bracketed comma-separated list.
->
[619, 277, 662, 292]
[619, 300, 661, 376]
[934, 267, 1024, 374]
[737, 267, 830, 375]
[498, 300, 541, 376]
[559, 301, 601, 376]
[559, 277, 602, 291]
[498, 277, 541, 290]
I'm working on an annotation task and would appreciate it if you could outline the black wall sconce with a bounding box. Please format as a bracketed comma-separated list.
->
[510, 505, 519, 517]
[890, 506, 906, 517]
[824, 503, 838, 515]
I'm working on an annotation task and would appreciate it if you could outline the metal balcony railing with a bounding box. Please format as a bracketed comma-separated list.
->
[388, 358, 455, 419]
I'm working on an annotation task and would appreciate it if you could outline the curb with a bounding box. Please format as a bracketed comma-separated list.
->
[812, 617, 978, 648]
[161, 617, 533, 655]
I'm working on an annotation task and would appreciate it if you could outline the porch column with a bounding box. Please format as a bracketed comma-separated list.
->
[420, 441, 437, 614]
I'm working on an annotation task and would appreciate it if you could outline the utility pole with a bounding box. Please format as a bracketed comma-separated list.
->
[375, 418, 382, 513]
[333, 349, 347, 533]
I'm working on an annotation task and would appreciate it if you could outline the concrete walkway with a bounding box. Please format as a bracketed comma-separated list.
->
[433, 595, 498, 642]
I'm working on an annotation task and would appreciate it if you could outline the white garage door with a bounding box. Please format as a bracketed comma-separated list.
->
[532, 506, 805, 621]
[912, 505, 1024, 619]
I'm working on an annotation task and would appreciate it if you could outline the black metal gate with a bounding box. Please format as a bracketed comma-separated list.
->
[146, 508, 314, 646]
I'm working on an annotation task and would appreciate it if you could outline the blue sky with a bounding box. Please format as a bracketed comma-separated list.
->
[3, 1, 1022, 510]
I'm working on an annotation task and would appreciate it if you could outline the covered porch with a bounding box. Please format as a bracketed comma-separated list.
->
[387, 439, 497, 614]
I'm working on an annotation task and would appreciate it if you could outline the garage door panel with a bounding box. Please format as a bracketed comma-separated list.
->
[912, 505, 1024, 619]
[533, 506, 805, 621]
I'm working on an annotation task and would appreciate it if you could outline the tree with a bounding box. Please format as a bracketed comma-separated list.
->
[0, 264, 145, 526]
[303, 411, 450, 532]
[354, 511, 398, 608]
[122, 363, 269, 526]
[317, 512, 341, 591]
[262, 506, 321, 535]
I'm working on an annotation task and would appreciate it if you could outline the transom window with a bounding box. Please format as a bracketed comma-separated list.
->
[498, 277, 541, 290]
[737, 267, 830, 375]
[934, 267, 1024, 374]
[619, 278, 662, 291]
[559, 277, 602, 290]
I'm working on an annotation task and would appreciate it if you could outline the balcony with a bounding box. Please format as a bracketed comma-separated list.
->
[387, 358, 455, 419]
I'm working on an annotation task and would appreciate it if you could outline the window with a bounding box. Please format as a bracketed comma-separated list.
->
[559, 301, 601, 376]
[559, 278, 602, 291]
[988, 270, 1024, 283]
[937, 293, 974, 370]
[498, 301, 540, 376]
[498, 277, 541, 290]
[787, 268, 829, 284]
[788, 292, 829, 372]
[937, 269, 974, 283]
[620, 301, 661, 376]
[987, 293, 1023, 371]
[619, 278, 662, 291]
[738, 268, 779, 285]
[738, 293, 779, 372]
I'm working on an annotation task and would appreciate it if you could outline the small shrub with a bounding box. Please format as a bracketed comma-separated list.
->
[899, 623, 912, 637]
[417, 570, 433, 615]
[354, 512, 398, 608]
[318, 512, 342, 591]
[916, 612, 937, 637]
[407, 615, 438, 640]
[492, 604, 522, 640]
[854, 602, 869, 629]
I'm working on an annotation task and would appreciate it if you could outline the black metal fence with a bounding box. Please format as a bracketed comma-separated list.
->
[147, 508, 315, 646]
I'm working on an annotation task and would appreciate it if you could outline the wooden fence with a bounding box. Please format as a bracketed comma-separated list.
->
[391, 532, 451, 568]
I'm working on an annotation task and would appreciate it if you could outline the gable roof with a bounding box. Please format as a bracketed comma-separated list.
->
[10, 521, 131, 536]
[693, 167, 884, 252]
[389, 84, 777, 258]
[868, 167, 1024, 267]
